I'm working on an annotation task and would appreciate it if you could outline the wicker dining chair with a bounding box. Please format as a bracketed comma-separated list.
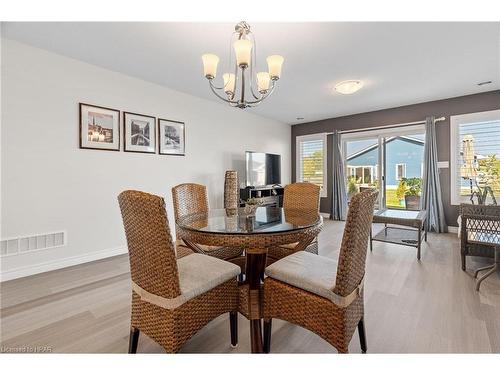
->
[267, 182, 321, 263]
[118, 190, 240, 353]
[172, 183, 244, 262]
[263, 189, 379, 354]
[459, 203, 500, 271]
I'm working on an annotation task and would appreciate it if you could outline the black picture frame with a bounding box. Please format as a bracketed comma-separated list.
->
[158, 118, 186, 156]
[79, 103, 120, 151]
[123, 111, 157, 154]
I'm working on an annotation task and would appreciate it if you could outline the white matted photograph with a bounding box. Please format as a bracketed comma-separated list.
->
[158, 118, 185, 155]
[123, 112, 156, 154]
[79, 103, 120, 151]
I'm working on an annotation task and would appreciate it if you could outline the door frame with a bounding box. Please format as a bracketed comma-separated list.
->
[341, 124, 425, 210]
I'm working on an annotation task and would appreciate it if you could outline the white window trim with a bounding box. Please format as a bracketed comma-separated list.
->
[395, 163, 407, 180]
[346, 165, 376, 184]
[340, 124, 425, 141]
[450, 109, 500, 205]
[296, 133, 328, 198]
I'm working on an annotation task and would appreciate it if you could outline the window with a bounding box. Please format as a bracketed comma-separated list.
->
[296, 133, 327, 197]
[395, 163, 406, 180]
[450, 110, 500, 205]
[347, 166, 376, 184]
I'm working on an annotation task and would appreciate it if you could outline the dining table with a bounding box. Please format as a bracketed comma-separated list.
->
[176, 205, 323, 353]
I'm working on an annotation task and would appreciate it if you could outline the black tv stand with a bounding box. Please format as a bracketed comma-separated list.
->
[240, 186, 284, 207]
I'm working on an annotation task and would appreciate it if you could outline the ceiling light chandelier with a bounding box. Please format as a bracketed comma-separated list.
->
[202, 21, 284, 109]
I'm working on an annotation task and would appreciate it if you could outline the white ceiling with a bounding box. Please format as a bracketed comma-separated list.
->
[3, 22, 499, 124]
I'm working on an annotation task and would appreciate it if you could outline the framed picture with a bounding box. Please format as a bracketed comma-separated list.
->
[79, 103, 120, 151]
[123, 112, 156, 154]
[158, 118, 185, 156]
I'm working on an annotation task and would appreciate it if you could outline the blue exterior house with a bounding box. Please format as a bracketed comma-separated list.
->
[346, 136, 424, 187]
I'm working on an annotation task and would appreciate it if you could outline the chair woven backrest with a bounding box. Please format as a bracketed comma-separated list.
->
[460, 203, 500, 222]
[172, 183, 209, 221]
[283, 182, 321, 211]
[333, 189, 378, 297]
[118, 190, 181, 299]
[459, 203, 500, 240]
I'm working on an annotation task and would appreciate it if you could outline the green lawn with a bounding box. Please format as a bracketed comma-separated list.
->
[352, 187, 405, 208]
[386, 188, 405, 208]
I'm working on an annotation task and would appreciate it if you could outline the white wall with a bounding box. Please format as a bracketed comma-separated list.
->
[0, 39, 291, 281]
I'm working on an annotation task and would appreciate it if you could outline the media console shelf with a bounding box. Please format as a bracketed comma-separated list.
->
[240, 186, 284, 208]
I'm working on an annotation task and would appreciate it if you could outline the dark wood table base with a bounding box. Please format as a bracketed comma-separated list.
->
[245, 251, 267, 353]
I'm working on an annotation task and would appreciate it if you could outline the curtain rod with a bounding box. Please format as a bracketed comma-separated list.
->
[326, 116, 446, 135]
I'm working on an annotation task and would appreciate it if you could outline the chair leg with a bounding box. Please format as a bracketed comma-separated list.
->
[369, 228, 373, 252]
[263, 318, 272, 353]
[461, 254, 466, 271]
[128, 327, 140, 354]
[230, 311, 238, 348]
[358, 318, 367, 353]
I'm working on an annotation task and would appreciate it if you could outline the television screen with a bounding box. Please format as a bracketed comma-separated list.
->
[245, 152, 281, 187]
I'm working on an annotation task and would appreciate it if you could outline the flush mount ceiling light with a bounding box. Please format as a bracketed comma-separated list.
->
[334, 80, 363, 95]
[202, 21, 284, 109]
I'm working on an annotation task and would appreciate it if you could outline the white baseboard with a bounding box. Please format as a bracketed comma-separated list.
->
[0, 246, 128, 282]
[320, 212, 331, 219]
[448, 226, 459, 234]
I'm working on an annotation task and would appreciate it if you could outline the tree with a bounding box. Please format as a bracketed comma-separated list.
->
[302, 150, 324, 187]
[477, 154, 500, 200]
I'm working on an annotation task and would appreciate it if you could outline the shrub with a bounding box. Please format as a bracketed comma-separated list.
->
[396, 179, 407, 200]
[402, 177, 422, 197]
[347, 176, 359, 195]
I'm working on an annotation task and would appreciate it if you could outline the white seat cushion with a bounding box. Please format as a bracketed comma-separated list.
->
[278, 241, 300, 250]
[132, 253, 240, 310]
[265, 251, 339, 302]
[278, 237, 318, 250]
[177, 253, 240, 303]
[176, 238, 224, 253]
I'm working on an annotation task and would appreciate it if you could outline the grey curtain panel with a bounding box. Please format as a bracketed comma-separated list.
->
[331, 130, 348, 220]
[422, 116, 448, 233]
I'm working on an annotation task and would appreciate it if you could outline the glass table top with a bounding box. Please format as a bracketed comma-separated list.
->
[467, 231, 500, 246]
[374, 208, 426, 220]
[177, 207, 322, 235]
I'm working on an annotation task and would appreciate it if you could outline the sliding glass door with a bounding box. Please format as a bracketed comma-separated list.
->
[384, 132, 425, 209]
[342, 125, 425, 210]
[344, 137, 381, 209]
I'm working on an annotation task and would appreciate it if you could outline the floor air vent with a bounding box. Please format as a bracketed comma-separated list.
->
[0, 231, 66, 256]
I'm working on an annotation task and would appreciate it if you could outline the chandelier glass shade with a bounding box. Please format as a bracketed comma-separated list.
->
[202, 21, 284, 108]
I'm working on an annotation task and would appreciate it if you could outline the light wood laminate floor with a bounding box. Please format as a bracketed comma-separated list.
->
[1, 221, 499, 353]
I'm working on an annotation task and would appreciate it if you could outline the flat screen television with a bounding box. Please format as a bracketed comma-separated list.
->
[245, 151, 281, 187]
